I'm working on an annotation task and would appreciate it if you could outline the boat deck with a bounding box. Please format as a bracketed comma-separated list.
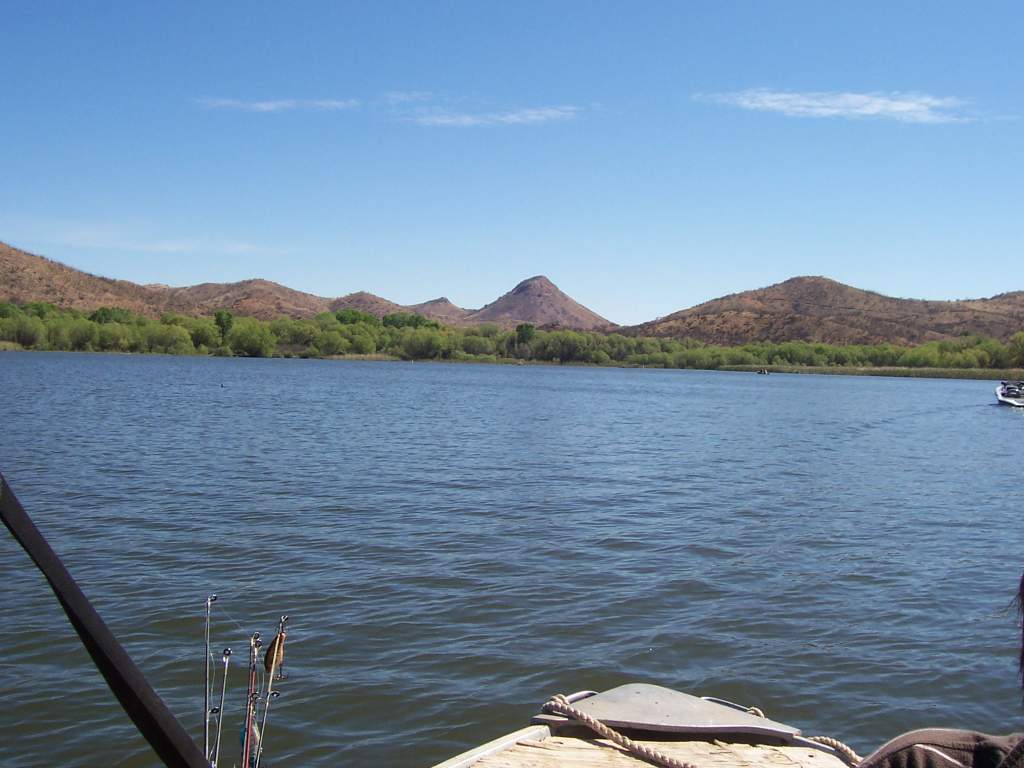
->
[433, 685, 853, 768]
[438, 726, 849, 768]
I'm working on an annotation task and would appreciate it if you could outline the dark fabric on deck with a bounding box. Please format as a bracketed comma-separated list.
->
[860, 729, 1024, 768]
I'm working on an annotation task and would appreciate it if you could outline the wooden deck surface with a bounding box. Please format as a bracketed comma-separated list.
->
[472, 735, 849, 768]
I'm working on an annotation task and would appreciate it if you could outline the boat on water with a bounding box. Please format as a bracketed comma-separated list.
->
[433, 684, 857, 768]
[995, 381, 1024, 406]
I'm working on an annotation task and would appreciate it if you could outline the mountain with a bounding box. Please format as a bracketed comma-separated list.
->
[467, 275, 613, 330]
[409, 297, 472, 325]
[329, 291, 406, 317]
[0, 241, 611, 329]
[1, 242, 332, 319]
[7, 242, 1024, 342]
[1, 241, 168, 315]
[157, 280, 330, 319]
[628, 277, 1024, 345]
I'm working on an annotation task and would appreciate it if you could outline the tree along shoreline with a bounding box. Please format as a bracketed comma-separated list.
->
[3, 301, 1024, 379]
[5, 342, 1021, 381]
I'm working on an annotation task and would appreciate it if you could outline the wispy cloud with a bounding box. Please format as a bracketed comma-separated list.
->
[194, 93, 581, 127]
[197, 97, 360, 112]
[1, 220, 266, 257]
[54, 233, 262, 256]
[410, 106, 580, 127]
[380, 90, 434, 106]
[116, 239, 259, 255]
[699, 88, 970, 124]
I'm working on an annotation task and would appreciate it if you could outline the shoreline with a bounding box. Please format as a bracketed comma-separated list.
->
[4, 345, 1022, 381]
[720, 364, 1024, 381]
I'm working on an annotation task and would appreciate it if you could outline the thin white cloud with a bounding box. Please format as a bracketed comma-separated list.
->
[131, 239, 258, 255]
[2, 221, 265, 256]
[198, 97, 359, 112]
[193, 93, 581, 127]
[56, 234, 261, 256]
[380, 90, 434, 105]
[700, 88, 969, 124]
[410, 106, 580, 127]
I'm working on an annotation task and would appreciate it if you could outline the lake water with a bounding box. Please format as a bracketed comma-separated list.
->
[0, 352, 1021, 767]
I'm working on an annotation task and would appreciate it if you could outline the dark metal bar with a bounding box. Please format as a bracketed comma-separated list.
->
[0, 473, 208, 768]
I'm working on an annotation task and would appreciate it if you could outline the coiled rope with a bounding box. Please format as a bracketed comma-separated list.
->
[805, 735, 862, 765]
[542, 693, 863, 768]
[542, 694, 700, 768]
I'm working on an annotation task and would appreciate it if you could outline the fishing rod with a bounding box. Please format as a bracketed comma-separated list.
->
[253, 691, 280, 768]
[241, 632, 261, 768]
[2, 473, 298, 768]
[0, 474, 208, 768]
[254, 615, 288, 768]
[203, 594, 217, 761]
[212, 647, 231, 768]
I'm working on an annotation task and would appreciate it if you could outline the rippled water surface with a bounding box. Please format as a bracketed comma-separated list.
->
[1, 352, 1022, 767]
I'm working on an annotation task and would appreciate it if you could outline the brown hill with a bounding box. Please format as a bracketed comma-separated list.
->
[628, 277, 1024, 345]
[468, 275, 613, 330]
[161, 280, 330, 319]
[329, 291, 406, 317]
[0, 242, 614, 330]
[6, 242, 1023, 341]
[1, 241, 166, 315]
[0, 241, 331, 319]
[409, 297, 472, 325]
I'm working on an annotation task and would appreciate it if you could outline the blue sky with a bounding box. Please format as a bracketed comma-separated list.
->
[2, 2, 1021, 325]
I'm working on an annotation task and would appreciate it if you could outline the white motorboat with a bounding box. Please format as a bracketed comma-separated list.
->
[996, 381, 1024, 407]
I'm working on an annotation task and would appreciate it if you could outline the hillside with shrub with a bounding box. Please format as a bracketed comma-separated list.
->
[0, 242, 610, 329]
[627, 276, 1024, 345]
[4, 301, 1024, 377]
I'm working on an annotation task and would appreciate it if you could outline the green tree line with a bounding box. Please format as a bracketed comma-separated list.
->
[3, 301, 1024, 371]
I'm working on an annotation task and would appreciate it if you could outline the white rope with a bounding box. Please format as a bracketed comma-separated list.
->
[806, 735, 863, 765]
[543, 694, 701, 768]
[542, 694, 863, 768]
[745, 702, 862, 765]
